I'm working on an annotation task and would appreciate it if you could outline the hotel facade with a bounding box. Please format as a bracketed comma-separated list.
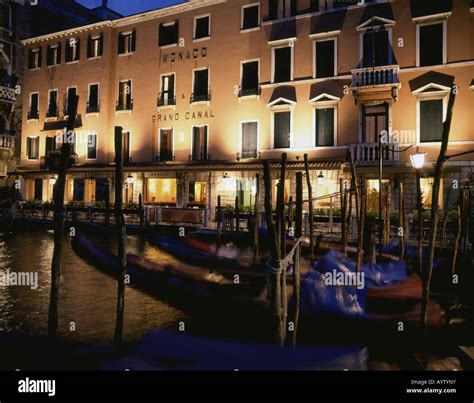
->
[17, 0, 474, 223]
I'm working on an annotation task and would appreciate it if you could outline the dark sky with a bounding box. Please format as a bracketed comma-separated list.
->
[76, 0, 184, 16]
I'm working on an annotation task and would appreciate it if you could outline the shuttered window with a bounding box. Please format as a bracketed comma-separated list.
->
[27, 137, 39, 160]
[87, 34, 103, 58]
[159, 21, 179, 47]
[45, 136, 56, 154]
[28, 48, 41, 69]
[194, 15, 210, 40]
[192, 126, 208, 160]
[363, 30, 389, 67]
[315, 40, 335, 78]
[46, 44, 61, 66]
[315, 108, 335, 146]
[242, 122, 258, 158]
[87, 133, 97, 160]
[420, 99, 443, 142]
[241, 61, 259, 94]
[118, 30, 136, 54]
[419, 23, 443, 66]
[242, 5, 259, 30]
[65, 38, 80, 62]
[88, 84, 99, 113]
[273, 47, 291, 83]
[274, 111, 290, 149]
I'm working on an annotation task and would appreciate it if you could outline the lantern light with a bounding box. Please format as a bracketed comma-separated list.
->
[49, 175, 57, 186]
[317, 171, 325, 185]
[410, 148, 426, 169]
[126, 174, 135, 184]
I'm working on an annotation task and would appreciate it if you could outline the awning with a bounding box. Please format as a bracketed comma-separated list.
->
[268, 86, 297, 106]
[310, 9, 346, 36]
[59, 160, 344, 174]
[266, 20, 296, 43]
[409, 71, 454, 93]
[309, 80, 351, 102]
[358, 3, 394, 28]
[42, 115, 83, 131]
[410, 0, 453, 19]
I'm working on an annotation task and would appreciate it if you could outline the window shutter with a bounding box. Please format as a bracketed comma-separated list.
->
[174, 21, 179, 44]
[66, 41, 71, 62]
[131, 29, 136, 52]
[75, 38, 80, 60]
[118, 33, 124, 54]
[26, 137, 31, 158]
[46, 45, 52, 65]
[274, 111, 290, 148]
[57, 43, 61, 64]
[420, 99, 443, 142]
[37, 47, 42, 67]
[168, 74, 175, 97]
[127, 80, 132, 105]
[316, 108, 334, 146]
[28, 49, 34, 69]
[87, 35, 93, 58]
[99, 33, 104, 56]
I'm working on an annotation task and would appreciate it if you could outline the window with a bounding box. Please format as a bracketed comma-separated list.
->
[362, 103, 388, 143]
[420, 178, 443, 209]
[45, 136, 56, 155]
[64, 87, 77, 115]
[315, 39, 335, 78]
[65, 38, 80, 63]
[28, 93, 39, 120]
[47, 90, 58, 118]
[87, 84, 100, 113]
[159, 74, 176, 107]
[189, 182, 207, 205]
[28, 48, 41, 69]
[118, 30, 136, 54]
[240, 60, 259, 97]
[0, 3, 11, 31]
[46, 44, 61, 66]
[273, 46, 292, 83]
[419, 99, 443, 142]
[122, 131, 131, 163]
[34, 179, 43, 201]
[242, 4, 260, 30]
[418, 22, 444, 67]
[241, 121, 258, 158]
[310, 0, 319, 12]
[87, 34, 103, 58]
[73, 179, 85, 201]
[268, 0, 297, 20]
[147, 179, 177, 204]
[159, 20, 179, 47]
[192, 69, 210, 103]
[27, 137, 39, 160]
[87, 133, 97, 160]
[192, 125, 208, 161]
[315, 108, 335, 147]
[159, 128, 174, 161]
[273, 111, 291, 149]
[363, 30, 390, 67]
[117, 80, 133, 111]
[194, 15, 210, 40]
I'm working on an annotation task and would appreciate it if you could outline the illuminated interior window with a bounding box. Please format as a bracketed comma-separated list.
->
[271, 179, 290, 205]
[314, 178, 338, 208]
[189, 181, 207, 205]
[147, 178, 177, 204]
[367, 179, 390, 212]
[420, 177, 443, 209]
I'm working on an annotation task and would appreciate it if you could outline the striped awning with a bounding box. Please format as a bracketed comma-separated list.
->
[63, 160, 343, 174]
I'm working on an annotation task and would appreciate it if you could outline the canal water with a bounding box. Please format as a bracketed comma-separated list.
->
[0, 227, 271, 345]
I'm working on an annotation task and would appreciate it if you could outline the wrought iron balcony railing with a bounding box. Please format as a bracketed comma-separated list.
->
[238, 86, 261, 98]
[86, 102, 100, 114]
[46, 106, 59, 119]
[157, 93, 176, 107]
[0, 135, 15, 149]
[190, 88, 211, 103]
[116, 100, 133, 112]
[27, 109, 39, 120]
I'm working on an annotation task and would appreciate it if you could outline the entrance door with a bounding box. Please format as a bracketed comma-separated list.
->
[362, 103, 388, 143]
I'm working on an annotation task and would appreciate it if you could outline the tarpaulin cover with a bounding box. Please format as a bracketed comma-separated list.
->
[380, 239, 442, 268]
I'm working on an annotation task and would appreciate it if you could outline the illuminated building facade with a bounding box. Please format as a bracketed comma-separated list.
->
[18, 0, 474, 221]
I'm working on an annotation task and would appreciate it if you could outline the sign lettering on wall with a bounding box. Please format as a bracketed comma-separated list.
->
[152, 110, 215, 123]
[162, 47, 207, 64]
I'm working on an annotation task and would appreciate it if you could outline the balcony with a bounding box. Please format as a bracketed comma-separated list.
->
[46, 106, 59, 119]
[0, 134, 15, 152]
[189, 152, 210, 162]
[27, 109, 39, 120]
[351, 143, 400, 164]
[0, 69, 17, 104]
[40, 150, 77, 171]
[350, 65, 401, 104]
[116, 100, 133, 112]
[86, 102, 100, 114]
[238, 86, 261, 98]
[190, 88, 211, 104]
[157, 93, 176, 107]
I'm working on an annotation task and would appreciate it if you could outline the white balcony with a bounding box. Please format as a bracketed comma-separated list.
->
[351, 142, 400, 164]
[351, 65, 400, 88]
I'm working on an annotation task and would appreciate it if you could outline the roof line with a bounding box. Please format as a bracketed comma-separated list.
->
[21, 0, 227, 45]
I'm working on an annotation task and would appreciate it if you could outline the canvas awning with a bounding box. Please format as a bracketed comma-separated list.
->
[42, 115, 83, 131]
[309, 80, 351, 102]
[268, 86, 297, 106]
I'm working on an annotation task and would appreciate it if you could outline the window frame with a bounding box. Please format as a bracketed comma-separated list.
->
[86, 132, 98, 161]
[116, 79, 133, 113]
[64, 86, 78, 117]
[239, 120, 259, 159]
[313, 37, 337, 79]
[416, 92, 448, 145]
[312, 102, 338, 148]
[241, 3, 261, 32]
[158, 72, 177, 109]
[28, 92, 40, 122]
[358, 27, 393, 68]
[26, 136, 40, 160]
[158, 126, 175, 161]
[87, 83, 100, 115]
[240, 58, 260, 98]
[416, 20, 447, 67]
[271, 44, 294, 84]
[88, 34, 103, 59]
[46, 88, 59, 120]
[65, 37, 80, 64]
[46, 44, 61, 67]
[159, 20, 179, 48]
[191, 67, 210, 105]
[29, 48, 41, 70]
[193, 14, 211, 42]
[118, 30, 135, 56]
[270, 106, 294, 150]
[190, 124, 209, 161]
